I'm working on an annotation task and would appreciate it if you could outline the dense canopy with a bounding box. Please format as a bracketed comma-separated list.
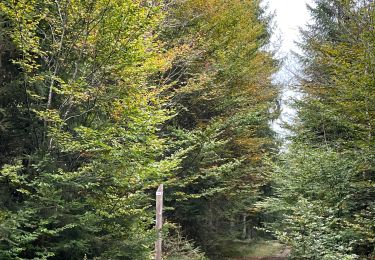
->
[0, 0, 373, 259]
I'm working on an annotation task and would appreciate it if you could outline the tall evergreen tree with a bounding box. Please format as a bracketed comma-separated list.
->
[261, 1, 374, 259]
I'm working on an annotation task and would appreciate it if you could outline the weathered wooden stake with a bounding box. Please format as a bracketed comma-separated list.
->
[242, 214, 247, 240]
[155, 184, 163, 260]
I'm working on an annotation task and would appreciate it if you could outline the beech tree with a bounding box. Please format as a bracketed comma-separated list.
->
[0, 0, 179, 258]
[160, 0, 278, 256]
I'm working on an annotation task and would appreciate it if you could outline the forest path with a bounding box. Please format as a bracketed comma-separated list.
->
[224, 240, 290, 260]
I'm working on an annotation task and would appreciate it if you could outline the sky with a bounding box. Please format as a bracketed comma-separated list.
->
[267, 0, 313, 55]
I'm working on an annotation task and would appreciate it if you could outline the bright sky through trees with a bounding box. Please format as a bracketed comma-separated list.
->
[268, 0, 313, 139]
[268, 0, 313, 54]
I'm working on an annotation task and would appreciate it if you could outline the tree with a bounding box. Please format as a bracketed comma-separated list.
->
[0, 0, 179, 258]
[262, 1, 374, 258]
[297, 0, 375, 146]
[260, 145, 373, 259]
[160, 0, 278, 256]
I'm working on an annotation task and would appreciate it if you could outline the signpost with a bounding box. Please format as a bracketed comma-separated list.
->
[155, 184, 163, 260]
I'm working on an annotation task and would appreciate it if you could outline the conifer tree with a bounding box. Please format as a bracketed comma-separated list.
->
[261, 1, 374, 258]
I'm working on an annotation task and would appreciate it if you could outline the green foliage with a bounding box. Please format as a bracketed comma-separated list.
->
[262, 1, 375, 259]
[0, 0, 278, 258]
[160, 0, 278, 256]
[0, 0, 179, 259]
[260, 145, 374, 259]
[297, 0, 375, 147]
[163, 223, 208, 260]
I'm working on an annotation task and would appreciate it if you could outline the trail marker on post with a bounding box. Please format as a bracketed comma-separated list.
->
[155, 184, 163, 260]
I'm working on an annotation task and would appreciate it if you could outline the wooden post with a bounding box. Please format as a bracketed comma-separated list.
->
[242, 214, 247, 240]
[155, 184, 163, 260]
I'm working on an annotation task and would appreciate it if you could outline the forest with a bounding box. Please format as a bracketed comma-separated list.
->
[0, 0, 373, 259]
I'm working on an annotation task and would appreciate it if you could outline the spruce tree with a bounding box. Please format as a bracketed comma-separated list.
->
[261, 1, 374, 258]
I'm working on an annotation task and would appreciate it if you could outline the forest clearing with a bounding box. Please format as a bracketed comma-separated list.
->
[0, 0, 373, 259]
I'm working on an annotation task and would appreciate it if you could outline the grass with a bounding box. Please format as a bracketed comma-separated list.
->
[166, 256, 197, 260]
[166, 254, 207, 260]
[219, 239, 286, 258]
[165, 239, 287, 259]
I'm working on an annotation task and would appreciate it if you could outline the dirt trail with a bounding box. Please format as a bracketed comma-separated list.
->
[231, 253, 290, 259]
[228, 244, 291, 260]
